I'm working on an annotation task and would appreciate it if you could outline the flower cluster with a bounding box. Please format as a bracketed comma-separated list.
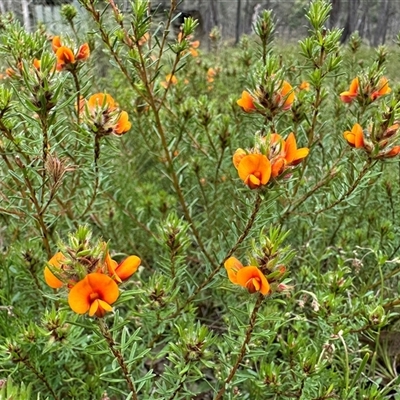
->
[161, 74, 178, 89]
[237, 79, 295, 116]
[178, 32, 200, 57]
[225, 257, 270, 295]
[83, 93, 131, 136]
[343, 122, 400, 158]
[340, 76, 391, 105]
[233, 132, 309, 189]
[44, 229, 141, 318]
[52, 35, 90, 72]
[224, 254, 287, 296]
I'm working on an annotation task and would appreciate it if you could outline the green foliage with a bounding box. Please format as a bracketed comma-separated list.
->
[1, 0, 400, 399]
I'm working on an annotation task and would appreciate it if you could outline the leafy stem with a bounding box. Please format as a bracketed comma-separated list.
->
[98, 318, 138, 399]
[214, 293, 264, 400]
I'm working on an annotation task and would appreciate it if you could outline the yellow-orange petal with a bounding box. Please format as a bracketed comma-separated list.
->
[33, 59, 41, 70]
[349, 77, 359, 93]
[340, 77, 359, 103]
[238, 154, 271, 189]
[189, 48, 199, 57]
[371, 77, 391, 100]
[115, 255, 141, 281]
[344, 123, 364, 148]
[44, 252, 66, 288]
[353, 123, 364, 148]
[236, 266, 270, 295]
[114, 111, 131, 135]
[299, 81, 310, 91]
[68, 273, 119, 315]
[284, 132, 298, 164]
[89, 299, 113, 317]
[292, 147, 310, 165]
[281, 81, 295, 110]
[224, 257, 243, 284]
[233, 148, 247, 169]
[166, 74, 177, 85]
[343, 130, 355, 146]
[87, 93, 116, 110]
[76, 43, 90, 61]
[44, 266, 63, 288]
[237, 91, 256, 113]
[52, 36, 62, 53]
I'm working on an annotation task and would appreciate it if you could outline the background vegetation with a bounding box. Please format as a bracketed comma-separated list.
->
[1, 0, 400, 399]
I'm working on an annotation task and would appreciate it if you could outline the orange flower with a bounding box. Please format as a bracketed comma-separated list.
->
[279, 81, 295, 110]
[51, 36, 62, 52]
[52, 36, 90, 71]
[340, 77, 359, 103]
[384, 146, 400, 158]
[33, 59, 41, 70]
[76, 43, 90, 61]
[206, 67, 217, 83]
[137, 32, 149, 46]
[178, 32, 200, 57]
[343, 123, 364, 148]
[299, 81, 310, 91]
[270, 133, 309, 177]
[105, 251, 141, 283]
[55, 46, 75, 71]
[237, 91, 256, 113]
[44, 252, 66, 289]
[68, 273, 119, 317]
[224, 257, 270, 295]
[371, 76, 391, 101]
[161, 74, 178, 89]
[113, 111, 132, 135]
[85, 93, 131, 136]
[87, 93, 116, 111]
[236, 153, 271, 189]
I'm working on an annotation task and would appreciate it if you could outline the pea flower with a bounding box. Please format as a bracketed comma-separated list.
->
[178, 32, 200, 57]
[299, 81, 310, 91]
[343, 123, 364, 148]
[237, 80, 295, 115]
[276, 80, 295, 111]
[105, 251, 141, 283]
[224, 257, 270, 295]
[44, 252, 67, 289]
[344, 122, 400, 159]
[52, 36, 90, 71]
[233, 151, 271, 189]
[269, 133, 309, 178]
[340, 76, 391, 104]
[371, 77, 391, 101]
[237, 91, 256, 113]
[160, 74, 178, 89]
[68, 273, 119, 318]
[340, 77, 359, 103]
[85, 93, 131, 136]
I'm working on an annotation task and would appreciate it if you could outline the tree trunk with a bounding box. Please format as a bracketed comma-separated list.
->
[373, 0, 391, 46]
[341, 0, 360, 43]
[235, 0, 242, 44]
[328, 0, 341, 29]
